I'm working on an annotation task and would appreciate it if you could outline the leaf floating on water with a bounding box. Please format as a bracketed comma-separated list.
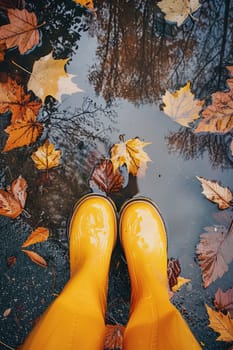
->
[27, 52, 83, 102]
[196, 225, 233, 287]
[162, 82, 204, 127]
[0, 8, 40, 54]
[104, 324, 125, 350]
[0, 176, 27, 218]
[110, 137, 151, 177]
[157, 0, 201, 26]
[31, 140, 62, 170]
[22, 249, 47, 268]
[3, 109, 43, 152]
[196, 176, 232, 209]
[214, 288, 233, 318]
[90, 159, 124, 193]
[206, 304, 233, 342]
[195, 66, 233, 134]
[22, 227, 49, 248]
[0, 77, 42, 123]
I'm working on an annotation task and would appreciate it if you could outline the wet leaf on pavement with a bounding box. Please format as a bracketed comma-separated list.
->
[104, 324, 125, 350]
[22, 227, 49, 248]
[110, 137, 151, 177]
[90, 159, 124, 193]
[214, 288, 233, 318]
[196, 225, 233, 287]
[162, 81, 204, 127]
[196, 176, 232, 209]
[206, 304, 233, 342]
[22, 249, 47, 268]
[0, 9, 40, 54]
[27, 52, 83, 102]
[73, 0, 95, 12]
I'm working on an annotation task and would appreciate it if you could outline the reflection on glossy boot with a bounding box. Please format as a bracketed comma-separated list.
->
[20, 194, 117, 350]
[120, 198, 201, 350]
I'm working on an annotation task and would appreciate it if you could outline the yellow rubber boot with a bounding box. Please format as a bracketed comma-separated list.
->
[120, 198, 202, 350]
[21, 194, 117, 350]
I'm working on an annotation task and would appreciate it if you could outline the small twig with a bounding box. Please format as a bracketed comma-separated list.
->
[11, 60, 32, 75]
[0, 339, 15, 350]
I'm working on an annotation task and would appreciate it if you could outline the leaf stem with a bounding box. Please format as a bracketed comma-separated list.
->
[0, 339, 15, 350]
[11, 60, 32, 75]
[226, 218, 233, 238]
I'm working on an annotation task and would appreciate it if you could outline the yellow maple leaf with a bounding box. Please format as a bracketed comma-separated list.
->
[157, 0, 201, 26]
[162, 82, 204, 127]
[172, 276, 191, 292]
[73, 0, 95, 12]
[31, 139, 62, 170]
[27, 52, 83, 102]
[3, 109, 43, 152]
[110, 137, 151, 177]
[206, 304, 233, 342]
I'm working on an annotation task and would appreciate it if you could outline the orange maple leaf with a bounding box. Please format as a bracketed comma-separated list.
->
[0, 175, 27, 218]
[0, 8, 41, 54]
[3, 108, 43, 152]
[0, 77, 42, 123]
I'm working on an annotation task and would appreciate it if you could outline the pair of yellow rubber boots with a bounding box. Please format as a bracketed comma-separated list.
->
[21, 194, 201, 350]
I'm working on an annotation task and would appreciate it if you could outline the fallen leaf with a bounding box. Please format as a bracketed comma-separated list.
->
[3, 308, 11, 317]
[195, 66, 233, 134]
[110, 137, 151, 177]
[31, 140, 62, 170]
[0, 77, 42, 123]
[22, 249, 47, 268]
[6, 255, 17, 267]
[73, 0, 95, 12]
[162, 81, 204, 127]
[0, 176, 27, 218]
[157, 0, 201, 26]
[27, 52, 83, 102]
[3, 108, 43, 152]
[196, 225, 233, 287]
[0, 0, 25, 9]
[22, 227, 49, 248]
[214, 288, 233, 318]
[196, 176, 232, 209]
[90, 159, 124, 193]
[0, 43, 6, 61]
[167, 257, 181, 289]
[206, 304, 233, 342]
[0, 8, 40, 54]
[172, 276, 191, 292]
[104, 324, 125, 350]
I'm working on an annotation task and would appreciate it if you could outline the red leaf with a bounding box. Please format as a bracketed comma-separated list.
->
[90, 159, 124, 193]
[167, 258, 181, 289]
[214, 288, 233, 318]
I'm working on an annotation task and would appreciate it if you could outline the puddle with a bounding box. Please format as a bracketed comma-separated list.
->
[0, 0, 233, 349]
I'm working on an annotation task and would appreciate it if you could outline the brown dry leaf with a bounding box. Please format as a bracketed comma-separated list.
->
[162, 82, 204, 127]
[6, 255, 17, 267]
[0, 77, 42, 123]
[31, 140, 62, 170]
[90, 159, 124, 193]
[214, 288, 233, 318]
[73, 0, 95, 12]
[22, 227, 49, 248]
[0, 43, 6, 61]
[157, 0, 201, 26]
[0, 175, 27, 218]
[3, 308, 11, 317]
[3, 108, 43, 152]
[196, 225, 233, 287]
[195, 66, 233, 134]
[206, 304, 233, 342]
[22, 249, 47, 268]
[0, 9, 40, 54]
[27, 52, 83, 102]
[167, 257, 181, 289]
[110, 137, 151, 177]
[196, 176, 232, 209]
[104, 324, 125, 350]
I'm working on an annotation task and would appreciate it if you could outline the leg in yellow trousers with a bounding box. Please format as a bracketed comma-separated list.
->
[120, 198, 202, 350]
[20, 194, 117, 350]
